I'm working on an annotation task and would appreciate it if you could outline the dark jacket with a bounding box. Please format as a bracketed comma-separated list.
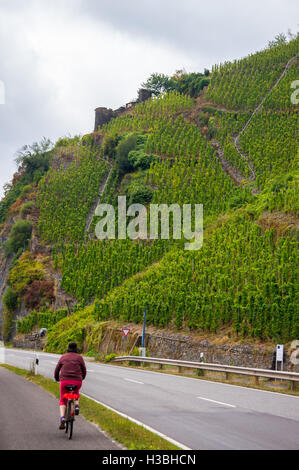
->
[54, 352, 87, 382]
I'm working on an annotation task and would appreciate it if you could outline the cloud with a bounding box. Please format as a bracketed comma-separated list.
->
[0, 0, 298, 197]
[79, 0, 299, 63]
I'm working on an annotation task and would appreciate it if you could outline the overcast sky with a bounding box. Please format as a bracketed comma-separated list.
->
[0, 0, 298, 197]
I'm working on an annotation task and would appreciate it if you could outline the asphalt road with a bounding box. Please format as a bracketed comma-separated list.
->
[0, 366, 120, 450]
[2, 348, 299, 450]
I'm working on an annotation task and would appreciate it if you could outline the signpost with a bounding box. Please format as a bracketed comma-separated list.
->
[276, 344, 284, 371]
[122, 328, 130, 353]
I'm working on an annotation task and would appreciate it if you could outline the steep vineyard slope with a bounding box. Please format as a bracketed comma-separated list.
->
[1, 37, 298, 355]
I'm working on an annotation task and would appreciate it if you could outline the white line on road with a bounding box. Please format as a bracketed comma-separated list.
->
[197, 396, 236, 408]
[124, 378, 144, 385]
[82, 392, 191, 450]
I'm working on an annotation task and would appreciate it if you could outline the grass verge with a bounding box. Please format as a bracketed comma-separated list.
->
[0, 363, 180, 451]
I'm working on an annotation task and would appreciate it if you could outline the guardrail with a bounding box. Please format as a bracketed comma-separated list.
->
[112, 356, 299, 390]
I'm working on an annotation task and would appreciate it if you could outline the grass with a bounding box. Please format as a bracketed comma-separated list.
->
[0, 363, 180, 451]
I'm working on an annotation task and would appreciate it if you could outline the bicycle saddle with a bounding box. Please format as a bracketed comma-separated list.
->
[65, 385, 77, 391]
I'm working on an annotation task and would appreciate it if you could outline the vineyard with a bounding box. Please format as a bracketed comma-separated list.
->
[206, 37, 299, 110]
[5, 35, 298, 350]
[44, 212, 298, 353]
[37, 145, 109, 243]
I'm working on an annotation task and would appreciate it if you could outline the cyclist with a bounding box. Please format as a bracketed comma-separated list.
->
[54, 342, 87, 429]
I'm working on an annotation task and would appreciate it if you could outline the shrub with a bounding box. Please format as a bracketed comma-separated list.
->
[5, 220, 32, 256]
[20, 201, 35, 218]
[2, 307, 15, 342]
[128, 185, 154, 206]
[20, 185, 33, 199]
[23, 280, 55, 309]
[8, 252, 45, 296]
[2, 287, 18, 311]
[104, 353, 117, 363]
[115, 134, 137, 174]
[128, 150, 158, 170]
[102, 133, 121, 159]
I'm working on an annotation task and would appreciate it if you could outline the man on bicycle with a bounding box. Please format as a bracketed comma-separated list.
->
[54, 342, 87, 429]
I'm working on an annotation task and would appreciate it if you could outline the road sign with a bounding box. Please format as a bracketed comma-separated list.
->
[122, 328, 130, 337]
[276, 344, 284, 371]
[276, 344, 284, 362]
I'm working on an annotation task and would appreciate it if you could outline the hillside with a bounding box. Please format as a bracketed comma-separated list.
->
[0, 37, 298, 360]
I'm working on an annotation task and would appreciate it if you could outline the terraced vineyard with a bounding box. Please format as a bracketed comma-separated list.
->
[2, 36, 297, 350]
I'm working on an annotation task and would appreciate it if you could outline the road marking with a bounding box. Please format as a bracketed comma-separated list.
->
[197, 396, 236, 408]
[82, 392, 191, 450]
[87, 369, 94, 373]
[124, 378, 144, 385]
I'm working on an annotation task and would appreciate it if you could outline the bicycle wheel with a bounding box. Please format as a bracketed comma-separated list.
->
[65, 400, 71, 436]
[68, 417, 74, 440]
[66, 400, 74, 440]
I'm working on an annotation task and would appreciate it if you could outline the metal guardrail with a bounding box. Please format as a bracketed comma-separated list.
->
[113, 356, 299, 390]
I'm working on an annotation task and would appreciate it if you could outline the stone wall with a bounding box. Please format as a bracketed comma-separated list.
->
[90, 327, 296, 372]
[13, 324, 297, 372]
[94, 107, 114, 132]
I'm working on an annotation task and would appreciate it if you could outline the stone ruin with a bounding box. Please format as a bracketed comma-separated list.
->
[94, 88, 152, 132]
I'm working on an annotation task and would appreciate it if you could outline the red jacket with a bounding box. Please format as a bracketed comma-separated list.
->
[54, 352, 87, 382]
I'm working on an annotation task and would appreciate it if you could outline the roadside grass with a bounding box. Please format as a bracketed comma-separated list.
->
[0, 363, 180, 451]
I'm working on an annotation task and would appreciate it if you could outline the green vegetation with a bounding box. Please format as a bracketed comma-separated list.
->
[2, 287, 18, 311]
[4, 220, 32, 256]
[0, 138, 54, 224]
[1, 36, 298, 353]
[17, 308, 68, 334]
[206, 36, 298, 110]
[141, 69, 210, 97]
[46, 209, 298, 353]
[37, 145, 109, 243]
[8, 252, 45, 296]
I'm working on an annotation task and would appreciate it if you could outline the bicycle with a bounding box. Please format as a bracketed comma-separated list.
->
[63, 384, 79, 440]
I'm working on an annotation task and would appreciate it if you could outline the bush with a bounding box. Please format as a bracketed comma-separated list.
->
[5, 220, 32, 256]
[2, 287, 18, 311]
[102, 133, 121, 159]
[104, 353, 117, 363]
[115, 134, 137, 174]
[23, 280, 54, 309]
[8, 252, 45, 295]
[128, 185, 154, 206]
[2, 307, 15, 342]
[128, 150, 158, 170]
[20, 201, 35, 218]
[20, 185, 33, 199]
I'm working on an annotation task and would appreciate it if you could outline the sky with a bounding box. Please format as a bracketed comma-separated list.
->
[0, 0, 298, 197]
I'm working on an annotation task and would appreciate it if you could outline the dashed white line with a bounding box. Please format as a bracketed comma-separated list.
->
[197, 396, 236, 408]
[124, 378, 144, 385]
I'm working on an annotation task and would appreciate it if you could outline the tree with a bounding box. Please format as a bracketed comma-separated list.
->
[141, 73, 174, 96]
[268, 33, 287, 48]
[15, 137, 53, 184]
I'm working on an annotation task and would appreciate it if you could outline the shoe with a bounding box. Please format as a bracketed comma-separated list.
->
[59, 417, 66, 430]
[75, 405, 79, 416]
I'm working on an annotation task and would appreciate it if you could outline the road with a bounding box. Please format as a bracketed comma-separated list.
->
[2, 348, 299, 450]
[0, 366, 121, 450]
